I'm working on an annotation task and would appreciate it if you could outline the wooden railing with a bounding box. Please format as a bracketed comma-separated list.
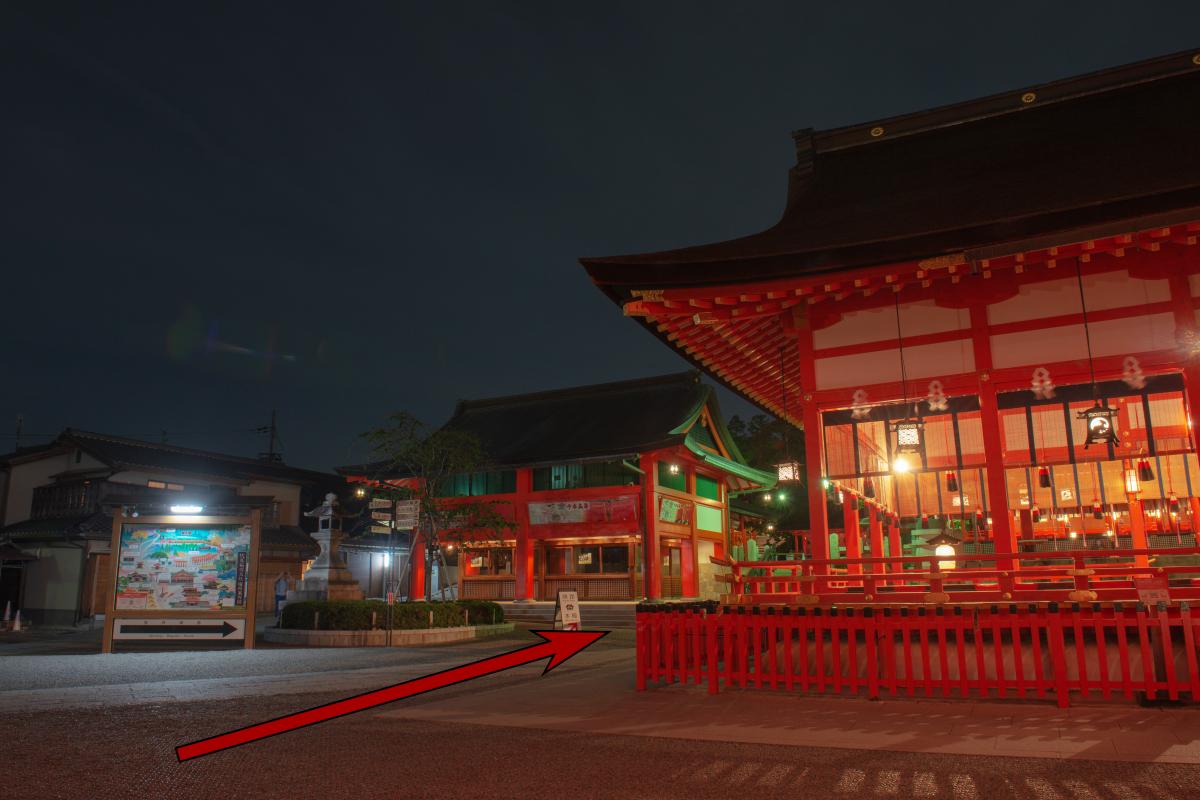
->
[714, 546, 1200, 606]
[460, 576, 515, 600]
[544, 574, 634, 601]
[636, 603, 1200, 707]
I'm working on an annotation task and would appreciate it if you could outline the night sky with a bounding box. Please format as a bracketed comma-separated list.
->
[4, 3, 1200, 471]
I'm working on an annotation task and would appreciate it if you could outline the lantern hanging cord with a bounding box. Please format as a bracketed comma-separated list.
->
[1075, 258, 1098, 397]
[894, 294, 910, 414]
[779, 344, 791, 471]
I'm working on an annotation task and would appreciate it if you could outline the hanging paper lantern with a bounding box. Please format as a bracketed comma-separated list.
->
[920, 513, 929, 527]
[1138, 458, 1155, 482]
[945, 471, 958, 492]
[1038, 466, 1051, 489]
[1169, 492, 1180, 510]
[1032, 504, 1042, 523]
[1091, 498, 1103, 520]
[863, 477, 876, 499]
[975, 506, 985, 528]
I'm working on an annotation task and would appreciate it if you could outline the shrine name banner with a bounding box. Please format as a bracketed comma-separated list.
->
[115, 525, 252, 612]
[528, 497, 637, 526]
[658, 496, 692, 526]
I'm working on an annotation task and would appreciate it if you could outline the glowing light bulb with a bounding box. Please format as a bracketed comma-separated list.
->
[892, 455, 912, 474]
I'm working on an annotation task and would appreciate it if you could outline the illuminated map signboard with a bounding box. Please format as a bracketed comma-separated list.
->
[115, 525, 252, 612]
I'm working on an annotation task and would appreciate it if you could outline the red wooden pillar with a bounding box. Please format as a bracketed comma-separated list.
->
[843, 496, 862, 574]
[1128, 497, 1150, 568]
[642, 452, 662, 600]
[513, 468, 535, 601]
[887, 517, 901, 571]
[410, 532, 427, 600]
[970, 305, 1017, 572]
[680, 538, 698, 598]
[868, 506, 884, 572]
[791, 309, 830, 566]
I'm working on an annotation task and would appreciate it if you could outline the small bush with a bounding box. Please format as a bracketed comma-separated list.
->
[280, 600, 504, 630]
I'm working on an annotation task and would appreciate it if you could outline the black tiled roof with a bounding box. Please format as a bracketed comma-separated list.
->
[53, 429, 337, 485]
[341, 371, 715, 474]
[582, 50, 1200, 294]
[261, 525, 318, 556]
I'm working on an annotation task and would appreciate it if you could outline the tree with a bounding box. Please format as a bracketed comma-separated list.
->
[361, 411, 514, 599]
[727, 413, 810, 547]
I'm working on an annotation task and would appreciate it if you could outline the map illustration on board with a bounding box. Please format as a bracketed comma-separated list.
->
[115, 525, 251, 611]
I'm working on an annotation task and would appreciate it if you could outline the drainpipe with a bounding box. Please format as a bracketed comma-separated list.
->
[64, 534, 87, 627]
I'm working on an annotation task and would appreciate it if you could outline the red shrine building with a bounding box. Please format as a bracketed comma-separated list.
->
[581, 50, 1200, 572]
[342, 373, 774, 602]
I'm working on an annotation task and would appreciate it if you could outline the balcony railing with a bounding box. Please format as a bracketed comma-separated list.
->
[30, 482, 104, 519]
[714, 545, 1200, 606]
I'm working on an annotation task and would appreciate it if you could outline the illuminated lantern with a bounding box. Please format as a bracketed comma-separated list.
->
[1138, 458, 1155, 482]
[926, 532, 961, 571]
[1078, 401, 1120, 447]
[1091, 499, 1103, 520]
[1038, 466, 1051, 489]
[945, 471, 959, 492]
[1169, 492, 1181, 511]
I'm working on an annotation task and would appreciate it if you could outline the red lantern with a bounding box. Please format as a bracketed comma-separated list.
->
[1032, 504, 1042, 523]
[863, 477, 876, 499]
[1138, 458, 1155, 482]
[1169, 492, 1180, 510]
[945, 471, 958, 492]
[1091, 498, 1103, 520]
[1038, 466, 1051, 489]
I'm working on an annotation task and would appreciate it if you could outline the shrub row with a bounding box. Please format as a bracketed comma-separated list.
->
[280, 599, 504, 630]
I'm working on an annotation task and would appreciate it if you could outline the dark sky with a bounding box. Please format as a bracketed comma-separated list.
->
[3, 3, 1199, 471]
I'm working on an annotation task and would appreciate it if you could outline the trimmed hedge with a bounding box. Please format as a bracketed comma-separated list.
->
[280, 600, 504, 631]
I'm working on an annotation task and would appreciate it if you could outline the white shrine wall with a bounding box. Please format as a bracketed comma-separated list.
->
[809, 268, 1177, 397]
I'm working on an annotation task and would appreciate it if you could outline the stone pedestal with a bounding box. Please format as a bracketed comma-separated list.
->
[287, 495, 363, 603]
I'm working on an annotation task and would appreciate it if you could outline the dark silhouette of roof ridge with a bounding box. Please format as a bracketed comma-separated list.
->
[452, 370, 699, 412]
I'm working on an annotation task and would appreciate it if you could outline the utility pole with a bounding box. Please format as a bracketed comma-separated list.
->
[258, 410, 281, 462]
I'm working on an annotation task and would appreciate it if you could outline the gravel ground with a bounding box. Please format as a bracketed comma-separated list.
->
[5, 693, 1200, 800]
[0, 628, 628, 691]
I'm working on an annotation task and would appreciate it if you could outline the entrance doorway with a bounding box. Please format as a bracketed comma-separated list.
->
[660, 543, 682, 598]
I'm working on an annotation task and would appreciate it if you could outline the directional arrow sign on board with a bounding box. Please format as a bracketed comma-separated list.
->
[369, 498, 394, 510]
[114, 619, 245, 640]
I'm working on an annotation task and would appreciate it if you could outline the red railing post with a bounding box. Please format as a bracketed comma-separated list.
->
[705, 611, 719, 695]
[1047, 602, 1071, 708]
[864, 607, 880, 699]
[635, 610, 647, 692]
[1182, 602, 1200, 701]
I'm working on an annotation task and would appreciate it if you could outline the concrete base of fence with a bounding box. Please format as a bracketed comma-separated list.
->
[263, 623, 514, 647]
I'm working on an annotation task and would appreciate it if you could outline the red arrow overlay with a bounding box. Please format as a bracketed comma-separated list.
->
[176, 629, 606, 762]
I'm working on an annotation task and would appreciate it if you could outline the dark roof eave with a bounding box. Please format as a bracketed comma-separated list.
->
[583, 192, 1200, 295]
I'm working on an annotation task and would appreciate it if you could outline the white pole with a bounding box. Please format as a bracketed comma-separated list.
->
[2, 600, 10, 622]
[12, 610, 21, 632]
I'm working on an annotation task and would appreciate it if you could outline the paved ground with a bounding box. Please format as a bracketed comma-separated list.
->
[5, 693, 1200, 800]
[3, 628, 1200, 797]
